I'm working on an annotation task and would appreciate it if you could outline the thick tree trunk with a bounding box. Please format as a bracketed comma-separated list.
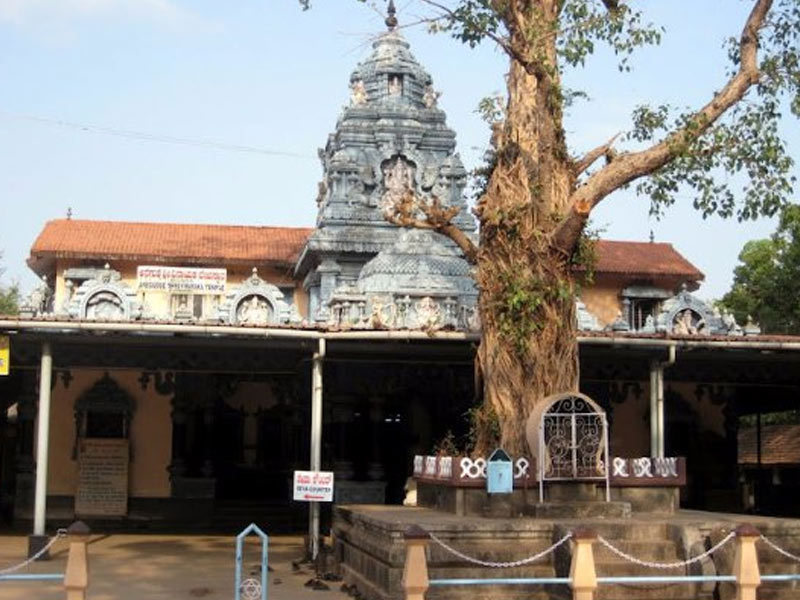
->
[472, 54, 579, 457]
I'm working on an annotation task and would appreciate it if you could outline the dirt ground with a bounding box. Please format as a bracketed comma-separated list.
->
[0, 533, 349, 600]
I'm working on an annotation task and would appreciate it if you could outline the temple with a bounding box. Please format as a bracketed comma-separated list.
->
[1, 20, 799, 545]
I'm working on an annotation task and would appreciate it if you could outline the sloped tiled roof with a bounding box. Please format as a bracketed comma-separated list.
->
[27, 219, 703, 283]
[738, 424, 800, 465]
[592, 240, 704, 280]
[28, 219, 313, 273]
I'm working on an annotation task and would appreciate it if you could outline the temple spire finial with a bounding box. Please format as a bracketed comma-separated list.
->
[385, 0, 398, 30]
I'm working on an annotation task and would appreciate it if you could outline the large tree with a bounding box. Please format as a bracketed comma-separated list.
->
[721, 204, 800, 334]
[302, 0, 800, 455]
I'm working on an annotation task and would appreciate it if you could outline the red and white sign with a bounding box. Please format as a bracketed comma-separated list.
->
[293, 470, 334, 502]
[137, 266, 227, 294]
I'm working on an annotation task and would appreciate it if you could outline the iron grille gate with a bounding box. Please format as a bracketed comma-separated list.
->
[538, 395, 610, 502]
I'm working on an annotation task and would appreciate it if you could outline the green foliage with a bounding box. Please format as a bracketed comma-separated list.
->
[0, 284, 18, 316]
[493, 270, 572, 355]
[720, 203, 800, 334]
[559, 1, 662, 71]
[633, 0, 800, 221]
[0, 252, 19, 316]
[741, 410, 800, 426]
[571, 225, 600, 286]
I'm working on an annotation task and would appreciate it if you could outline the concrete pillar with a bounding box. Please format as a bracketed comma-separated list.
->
[734, 524, 761, 600]
[402, 525, 430, 600]
[308, 338, 326, 560]
[64, 521, 91, 600]
[32, 341, 53, 543]
[570, 527, 598, 600]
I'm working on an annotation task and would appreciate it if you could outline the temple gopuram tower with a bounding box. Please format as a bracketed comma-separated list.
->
[295, 11, 477, 323]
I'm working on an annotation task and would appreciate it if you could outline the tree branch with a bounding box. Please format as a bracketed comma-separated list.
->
[383, 190, 479, 264]
[417, 0, 549, 79]
[572, 132, 620, 176]
[600, 0, 620, 13]
[553, 0, 772, 254]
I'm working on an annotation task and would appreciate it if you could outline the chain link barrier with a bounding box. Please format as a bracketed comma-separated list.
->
[0, 529, 68, 576]
[760, 535, 800, 563]
[428, 531, 572, 568]
[597, 531, 735, 570]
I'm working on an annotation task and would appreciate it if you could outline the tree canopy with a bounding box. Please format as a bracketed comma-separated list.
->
[721, 204, 800, 334]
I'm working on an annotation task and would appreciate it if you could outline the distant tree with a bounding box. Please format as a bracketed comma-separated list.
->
[0, 254, 20, 316]
[300, 0, 800, 455]
[722, 204, 800, 334]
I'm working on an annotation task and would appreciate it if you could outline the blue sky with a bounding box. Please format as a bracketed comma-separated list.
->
[0, 1, 796, 300]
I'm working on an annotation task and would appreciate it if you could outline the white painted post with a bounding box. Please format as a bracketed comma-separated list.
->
[309, 338, 326, 560]
[33, 341, 53, 537]
[733, 524, 761, 600]
[570, 528, 598, 600]
[649, 361, 658, 457]
[656, 364, 665, 459]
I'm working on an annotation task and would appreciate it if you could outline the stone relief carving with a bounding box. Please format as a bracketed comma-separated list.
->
[63, 264, 140, 321]
[236, 295, 273, 325]
[381, 155, 416, 201]
[388, 74, 403, 97]
[414, 297, 441, 329]
[350, 79, 367, 106]
[672, 309, 705, 335]
[18, 276, 53, 318]
[422, 84, 440, 109]
[218, 268, 294, 326]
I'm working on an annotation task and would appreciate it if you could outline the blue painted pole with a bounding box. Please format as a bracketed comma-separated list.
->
[0, 574, 64, 581]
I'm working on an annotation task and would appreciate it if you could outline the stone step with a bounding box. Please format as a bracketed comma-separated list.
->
[595, 562, 690, 578]
[594, 581, 698, 600]
[593, 540, 680, 563]
[761, 562, 800, 575]
[554, 521, 669, 541]
[756, 587, 800, 600]
[532, 501, 631, 519]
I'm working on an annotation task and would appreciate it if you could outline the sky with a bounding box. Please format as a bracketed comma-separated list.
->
[0, 0, 797, 301]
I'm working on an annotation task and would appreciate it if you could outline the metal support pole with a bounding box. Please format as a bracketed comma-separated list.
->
[656, 364, 665, 459]
[309, 338, 325, 560]
[33, 341, 53, 537]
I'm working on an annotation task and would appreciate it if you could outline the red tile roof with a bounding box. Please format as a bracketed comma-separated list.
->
[738, 425, 800, 465]
[592, 240, 704, 280]
[27, 219, 703, 283]
[28, 219, 313, 274]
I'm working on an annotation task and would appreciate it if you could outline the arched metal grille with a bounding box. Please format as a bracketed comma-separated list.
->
[538, 395, 609, 502]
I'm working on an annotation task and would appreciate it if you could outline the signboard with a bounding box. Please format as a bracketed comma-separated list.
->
[75, 438, 129, 517]
[293, 470, 334, 502]
[0, 335, 8, 376]
[137, 266, 227, 295]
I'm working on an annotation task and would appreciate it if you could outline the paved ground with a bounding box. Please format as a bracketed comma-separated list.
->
[0, 533, 348, 600]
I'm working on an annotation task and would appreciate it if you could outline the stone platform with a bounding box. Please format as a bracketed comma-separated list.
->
[331, 505, 800, 600]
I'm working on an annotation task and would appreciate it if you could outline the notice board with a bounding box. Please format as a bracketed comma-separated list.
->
[75, 438, 129, 517]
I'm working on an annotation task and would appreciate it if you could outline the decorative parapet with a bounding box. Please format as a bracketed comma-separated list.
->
[218, 268, 295, 326]
[412, 454, 686, 487]
[62, 264, 141, 321]
[576, 298, 601, 331]
[655, 287, 760, 336]
[413, 454, 533, 488]
[328, 292, 479, 331]
[18, 276, 54, 318]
